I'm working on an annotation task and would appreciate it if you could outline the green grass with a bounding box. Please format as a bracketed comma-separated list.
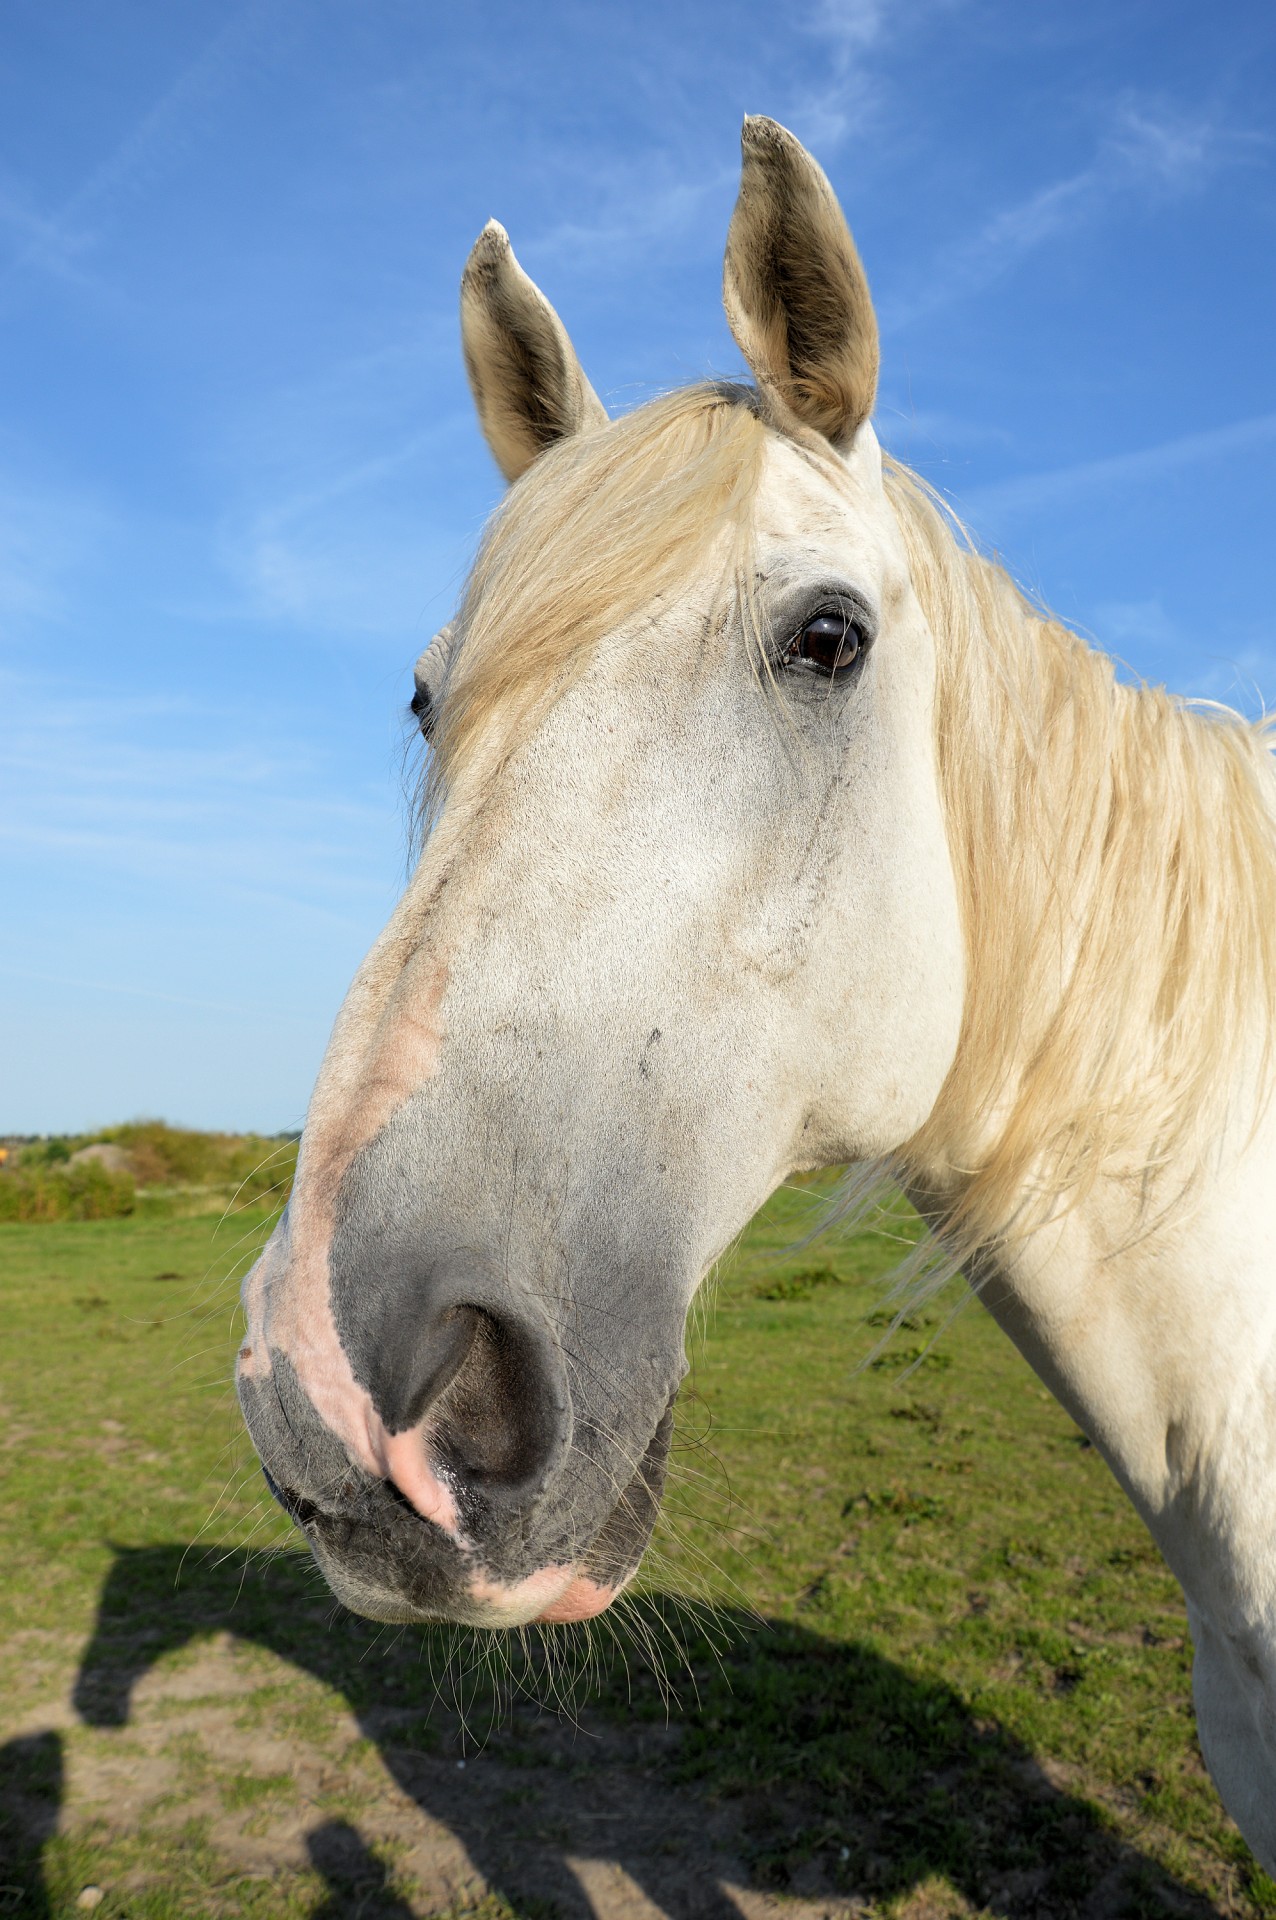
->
[1, 1181, 1269, 1917]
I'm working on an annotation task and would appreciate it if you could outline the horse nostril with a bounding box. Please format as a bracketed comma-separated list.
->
[341, 1287, 572, 1514]
[420, 1307, 569, 1502]
[395, 1304, 482, 1431]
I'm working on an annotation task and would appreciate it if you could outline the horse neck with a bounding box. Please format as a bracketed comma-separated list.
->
[898, 543, 1276, 1273]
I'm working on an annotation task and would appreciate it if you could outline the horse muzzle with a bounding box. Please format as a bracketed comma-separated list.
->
[237, 1328, 677, 1626]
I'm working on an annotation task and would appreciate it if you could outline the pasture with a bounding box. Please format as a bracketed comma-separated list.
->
[1, 1166, 1269, 1918]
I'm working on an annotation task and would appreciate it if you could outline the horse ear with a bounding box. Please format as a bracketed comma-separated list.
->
[723, 116, 879, 451]
[460, 221, 608, 484]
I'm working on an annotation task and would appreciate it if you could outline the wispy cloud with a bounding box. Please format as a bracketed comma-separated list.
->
[0, 669, 394, 918]
[0, 180, 82, 266]
[1091, 597, 1275, 714]
[877, 403, 1015, 466]
[789, 0, 897, 152]
[0, 959, 314, 1023]
[1108, 94, 1269, 193]
[808, 0, 889, 49]
[0, 473, 113, 627]
[227, 513, 468, 643]
[886, 93, 1267, 330]
[522, 163, 735, 270]
[0, 0, 276, 303]
[167, 317, 482, 642]
[212, 412, 476, 642]
[961, 409, 1276, 522]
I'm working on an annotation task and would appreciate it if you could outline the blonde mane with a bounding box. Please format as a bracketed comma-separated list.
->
[428, 382, 1276, 1257]
[887, 463, 1276, 1254]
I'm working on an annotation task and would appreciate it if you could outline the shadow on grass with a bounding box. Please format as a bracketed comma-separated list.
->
[0, 1732, 60, 1918]
[6, 1544, 1222, 1918]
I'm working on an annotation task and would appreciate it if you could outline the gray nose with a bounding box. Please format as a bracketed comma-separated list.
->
[327, 1177, 576, 1519]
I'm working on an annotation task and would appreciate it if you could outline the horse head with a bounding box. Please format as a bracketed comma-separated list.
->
[237, 118, 965, 1625]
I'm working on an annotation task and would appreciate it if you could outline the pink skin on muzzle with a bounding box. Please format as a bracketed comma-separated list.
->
[467, 1566, 622, 1626]
[238, 954, 627, 1627]
[535, 1577, 620, 1624]
[367, 1424, 461, 1536]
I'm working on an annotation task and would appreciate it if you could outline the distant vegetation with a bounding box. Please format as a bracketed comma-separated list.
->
[0, 1122, 297, 1224]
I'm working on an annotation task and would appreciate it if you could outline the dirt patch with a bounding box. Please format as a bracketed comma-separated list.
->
[9, 1631, 868, 1917]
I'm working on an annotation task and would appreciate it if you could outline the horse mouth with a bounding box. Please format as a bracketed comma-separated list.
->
[263, 1392, 677, 1627]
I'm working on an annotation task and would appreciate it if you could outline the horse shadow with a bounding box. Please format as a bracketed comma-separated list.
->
[5, 1543, 1223, 1917]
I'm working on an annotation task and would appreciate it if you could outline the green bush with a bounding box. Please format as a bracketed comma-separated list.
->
[0, 1159, 135, 1223]
[15, 1136, 73, 1171]
[97, 1121, 297, 1203]
[0, 1123, 297, 1222]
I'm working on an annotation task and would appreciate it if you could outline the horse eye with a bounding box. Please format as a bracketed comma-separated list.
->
[792, 612, 863, 674]
[410, 683, 434, 739]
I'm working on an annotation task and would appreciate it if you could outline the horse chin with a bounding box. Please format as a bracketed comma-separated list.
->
[309, 1550, 621, 1628]
[304, 1527, 635, 1630]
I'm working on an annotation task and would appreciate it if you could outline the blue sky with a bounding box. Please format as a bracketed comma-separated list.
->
[2, 0, 1273, 1134]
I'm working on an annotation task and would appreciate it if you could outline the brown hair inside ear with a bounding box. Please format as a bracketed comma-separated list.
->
[460, 223, 607, 483]
[724, 116, 879, 449]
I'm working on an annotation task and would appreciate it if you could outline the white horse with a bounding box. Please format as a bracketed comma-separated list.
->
[237, 118, 1276, 1872]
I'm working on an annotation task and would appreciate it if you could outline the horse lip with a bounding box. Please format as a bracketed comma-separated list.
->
[261, 1462, 449, 1538]
[262, 1468, 322, 1530]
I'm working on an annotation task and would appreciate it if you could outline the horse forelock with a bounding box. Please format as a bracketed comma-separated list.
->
[417, 382, 772, 815]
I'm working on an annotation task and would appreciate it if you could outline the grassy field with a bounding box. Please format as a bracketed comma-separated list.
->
[1, 1179, 1270, 1919]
